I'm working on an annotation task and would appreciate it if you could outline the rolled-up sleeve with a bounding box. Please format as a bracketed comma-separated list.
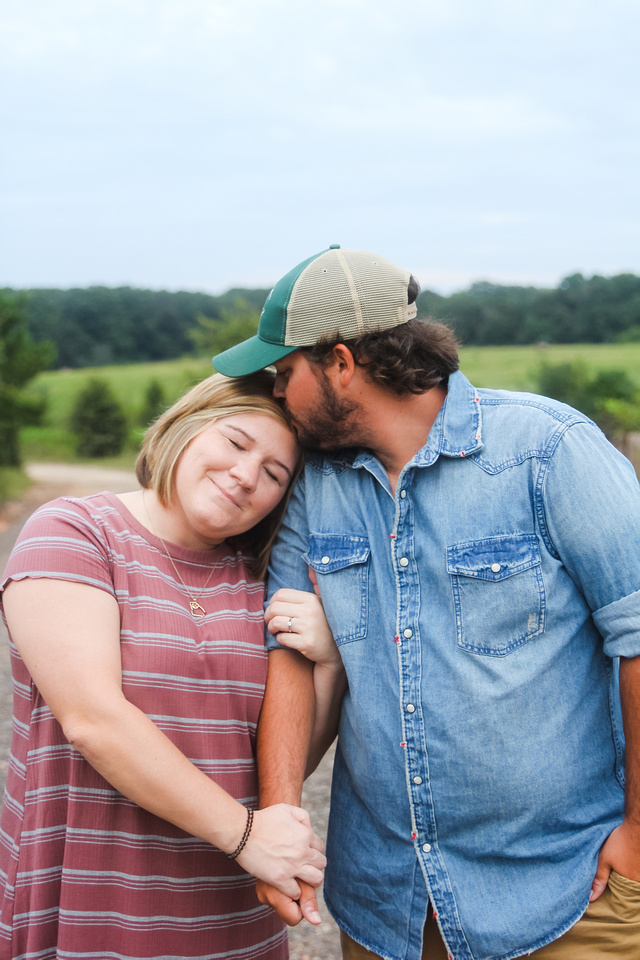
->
[593, 589, 640, 659]
[542, 420, 640, 658]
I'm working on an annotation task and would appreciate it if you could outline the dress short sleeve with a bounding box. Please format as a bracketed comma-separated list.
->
[1, 496, 116, 601]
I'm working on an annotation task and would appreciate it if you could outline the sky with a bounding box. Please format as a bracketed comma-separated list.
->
[1, 0, 639, 296]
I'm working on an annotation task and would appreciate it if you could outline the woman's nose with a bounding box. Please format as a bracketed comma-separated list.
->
[229, 457, 259, 490]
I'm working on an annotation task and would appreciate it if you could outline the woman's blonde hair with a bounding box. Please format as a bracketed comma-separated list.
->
[136, 370, 301, 580]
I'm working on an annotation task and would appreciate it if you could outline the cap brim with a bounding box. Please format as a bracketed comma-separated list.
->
[212, 336, 297, 377]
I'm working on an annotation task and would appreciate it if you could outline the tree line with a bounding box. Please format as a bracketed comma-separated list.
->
[3, 271, 639, 369]
[9, 286, 269, 369]
[417, 272, 640, 346]
[2, 281, 640, 487]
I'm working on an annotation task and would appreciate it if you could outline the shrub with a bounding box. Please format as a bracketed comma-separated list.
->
[536, 361, 640, 444]
[139, 378, 166, 426]
[69, 378, 128, 458]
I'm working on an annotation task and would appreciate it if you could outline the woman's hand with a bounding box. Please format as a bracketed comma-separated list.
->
[236, 804, 326, 898]
[265, 586, 340, 667]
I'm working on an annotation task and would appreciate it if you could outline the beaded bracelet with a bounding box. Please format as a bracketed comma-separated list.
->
[226, 807, 254, 860]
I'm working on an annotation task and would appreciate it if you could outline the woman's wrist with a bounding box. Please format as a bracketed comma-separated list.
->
[226, 807, 254, 860]
[212, 799, 254, 855]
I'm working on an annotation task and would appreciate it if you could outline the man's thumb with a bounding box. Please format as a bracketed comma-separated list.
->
[299, 886, 322, 925]
[589, 862, 610, 902]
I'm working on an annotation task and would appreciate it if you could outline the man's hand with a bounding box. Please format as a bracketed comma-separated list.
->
[590, 818, 640, 900]
[256, 878, 322, 926]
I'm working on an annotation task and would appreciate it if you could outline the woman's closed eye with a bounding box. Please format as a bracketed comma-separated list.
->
[264, 466, 284, 485]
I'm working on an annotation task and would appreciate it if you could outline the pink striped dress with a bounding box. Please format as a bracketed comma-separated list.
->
[0, 493, 287, 960]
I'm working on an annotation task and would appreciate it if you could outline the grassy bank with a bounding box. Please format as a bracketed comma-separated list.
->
[0, 468, 32, 507]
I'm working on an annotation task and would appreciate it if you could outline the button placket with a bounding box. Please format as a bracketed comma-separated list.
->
[395, 470, 434, 874]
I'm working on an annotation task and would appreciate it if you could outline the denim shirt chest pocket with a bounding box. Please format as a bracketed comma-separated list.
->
[305, 533, 370, 645]
[446, 533, 545, 656]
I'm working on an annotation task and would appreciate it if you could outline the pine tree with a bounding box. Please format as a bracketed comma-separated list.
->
[0, 291, 55, 467]
[69, 378, 128, 458]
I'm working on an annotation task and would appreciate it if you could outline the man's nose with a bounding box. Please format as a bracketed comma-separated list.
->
[273, 375, 285, 398]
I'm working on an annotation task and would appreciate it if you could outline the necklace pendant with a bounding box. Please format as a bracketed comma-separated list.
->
[190, 601, 206, 618]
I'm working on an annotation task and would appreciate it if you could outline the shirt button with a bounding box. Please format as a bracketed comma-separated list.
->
[403, 628, 413, 639]
[406, 703, 416, 713]
[400, 490, 407, 499]
[413, 776, 423, 784]
[422, 842, 432, 853]
[399, 557, 409, 567]
[321, 556, 330, 565]
[491, 562, 501, 573]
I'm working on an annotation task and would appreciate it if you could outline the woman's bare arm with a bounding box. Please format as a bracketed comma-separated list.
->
[3, 577, 325, 897]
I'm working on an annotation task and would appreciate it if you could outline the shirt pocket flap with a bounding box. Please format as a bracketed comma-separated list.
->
[446, 534, 541, 582]
[305, 534, 371, 574]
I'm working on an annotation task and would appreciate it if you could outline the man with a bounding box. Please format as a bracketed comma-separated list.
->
[212, 246, 640, 960]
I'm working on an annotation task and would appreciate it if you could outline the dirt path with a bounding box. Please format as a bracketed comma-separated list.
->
[0, 464, 340, 960]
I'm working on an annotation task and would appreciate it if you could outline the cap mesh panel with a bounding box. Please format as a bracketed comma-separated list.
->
[285, 249, 413, 346]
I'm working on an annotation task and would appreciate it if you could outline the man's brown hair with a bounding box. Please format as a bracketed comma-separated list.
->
[302, 317, 460, 396]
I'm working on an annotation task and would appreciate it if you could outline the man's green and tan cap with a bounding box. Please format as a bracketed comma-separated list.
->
[212, 245, 417, 377]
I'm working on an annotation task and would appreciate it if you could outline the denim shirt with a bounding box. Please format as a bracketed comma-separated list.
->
[266, 371, 640, 960]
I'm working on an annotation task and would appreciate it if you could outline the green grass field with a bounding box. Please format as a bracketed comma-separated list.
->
[16, 343, 640, 469]
[458, 342, 640, 391]
[20, 358, 213, 467]
[30, 358, 212, 427]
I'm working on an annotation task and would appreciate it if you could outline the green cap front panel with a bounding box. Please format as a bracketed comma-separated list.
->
[257, 247, 333, 346]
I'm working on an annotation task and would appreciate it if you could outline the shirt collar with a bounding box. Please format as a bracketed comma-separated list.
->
[310, 371, 483, 473]
[414, 370, 483, 466]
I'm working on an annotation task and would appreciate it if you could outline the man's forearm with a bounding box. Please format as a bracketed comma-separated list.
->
[591, 653, 640, 899]
[307, 661, 347, 777]
[258, 648, 315, 806]
[621, 653, 640, 822]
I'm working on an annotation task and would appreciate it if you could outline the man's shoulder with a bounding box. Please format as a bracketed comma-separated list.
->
[477, 385, 591, 425]
[449, 379, 608, 471]
[477, 386, 594, 446]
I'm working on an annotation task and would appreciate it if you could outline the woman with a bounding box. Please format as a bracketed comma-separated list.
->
[0, 371, 327, 960]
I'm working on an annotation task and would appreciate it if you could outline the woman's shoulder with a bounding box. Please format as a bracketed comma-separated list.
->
[20, 491, 122, 537]
[2, 493, 130, 596]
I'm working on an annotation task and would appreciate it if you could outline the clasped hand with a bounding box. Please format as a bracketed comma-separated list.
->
[236, 804, 326, 900]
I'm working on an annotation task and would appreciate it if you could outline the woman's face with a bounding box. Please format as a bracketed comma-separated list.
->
[171, 412, 298, 549]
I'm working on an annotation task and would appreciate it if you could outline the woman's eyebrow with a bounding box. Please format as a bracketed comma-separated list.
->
[225, 423, 292, 478]
[226, 423, 253, 441]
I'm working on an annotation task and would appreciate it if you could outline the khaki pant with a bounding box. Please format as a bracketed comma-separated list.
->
[339, 871, 640, 960]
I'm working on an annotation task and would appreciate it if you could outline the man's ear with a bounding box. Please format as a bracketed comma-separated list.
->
[327, 343, 356, 386]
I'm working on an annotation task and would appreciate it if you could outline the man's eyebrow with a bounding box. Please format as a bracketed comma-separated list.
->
[225, 423, 293, 478]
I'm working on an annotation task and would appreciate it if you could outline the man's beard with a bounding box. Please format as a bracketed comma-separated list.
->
[286, 372, 362, 451]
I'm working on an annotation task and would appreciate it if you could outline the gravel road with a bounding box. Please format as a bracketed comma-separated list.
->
[0, 464, 341, 960]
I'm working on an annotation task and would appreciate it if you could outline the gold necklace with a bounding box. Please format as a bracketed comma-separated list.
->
[143, 493, 219, 618]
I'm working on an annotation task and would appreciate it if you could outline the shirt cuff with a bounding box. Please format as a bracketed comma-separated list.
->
[594, 588, 640, 658]
[265, 632, 286, 652]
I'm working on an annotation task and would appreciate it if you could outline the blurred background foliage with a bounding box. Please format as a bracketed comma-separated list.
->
[2, 273, 640, 504]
